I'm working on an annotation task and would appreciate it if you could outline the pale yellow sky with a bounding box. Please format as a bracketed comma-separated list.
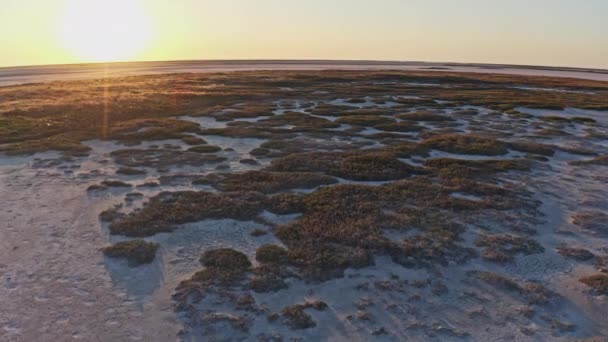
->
[1, 0, 607, 69]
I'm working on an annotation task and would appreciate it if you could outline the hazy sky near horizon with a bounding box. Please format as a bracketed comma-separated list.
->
[1, 0, 607, 68]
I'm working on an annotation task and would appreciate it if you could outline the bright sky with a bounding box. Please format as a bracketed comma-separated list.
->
[1, 0, 607, 69]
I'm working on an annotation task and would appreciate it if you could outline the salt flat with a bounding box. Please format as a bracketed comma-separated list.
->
[1, 70, 607, 341]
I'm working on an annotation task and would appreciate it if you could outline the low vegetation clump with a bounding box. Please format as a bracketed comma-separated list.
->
[272, 177, 497, 278]
[200, 248, 252, 270]
[200, 313, 250, 332]
[475, 234, 544, 263]
[0, 133, 92, 156]
[424, 158, 532, 174]
[173, 248, 252, 311]
[249, 147, 271, 156]
[374, 122, 424, 132]
[507, 141, 555, 156]
[539, 116, 571, 123]
[556, 246, 595, 261]
[200, 170, 337, 193]
[181, 136, 207, 145]
[534, 128, 568, 137]
[99, 205, 125, 222]
[279, 301, 328, 330]
[87, 184, 107, 191]
[110, 148, 226, 168]
[579, 274, 608, 294]
[335, 115, 396, 127]
[213, 104, 274, 121]
[187, 145, 222, 153]
[569, 156, 608, 166]
[258, 112, 340, 130]
[101, 180, 132, 188]
[101, 240, 159, 266]
[421, 134, 509, 155]
[109, 118, 203, 144]
[109, 191, 267, 236]
[265, 193, 305, 215]
[571, 211, 608, 235]
[249, 263, 291, 293]
[199, 126, 276, 138]
[397, 110, 454, 122]
[255, 245, 289, 264]
[570, 116, 597, 124]
[471, 271, 553, 304]
[268, 150, 426, 181]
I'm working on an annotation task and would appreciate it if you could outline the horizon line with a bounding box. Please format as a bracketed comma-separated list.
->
[2, 58, 608, 74]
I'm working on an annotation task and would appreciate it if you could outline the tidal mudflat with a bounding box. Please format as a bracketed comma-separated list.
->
[1, 70, 607, 341]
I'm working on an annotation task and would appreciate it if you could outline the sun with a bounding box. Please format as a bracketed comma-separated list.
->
[59, 0, 152, 62]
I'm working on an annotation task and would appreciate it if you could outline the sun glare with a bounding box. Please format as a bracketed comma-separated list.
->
[59, 0, 152, 62]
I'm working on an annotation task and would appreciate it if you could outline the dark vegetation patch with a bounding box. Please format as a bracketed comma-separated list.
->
[110, 149, 225, 168]
[556, 246, 595, 261]
[101, 240, 159, 266]
[569, 156, 608, 166]
[109, 191, 266, 237]
[470, 271, 553, 304]
[199, 313, 250, 332]
[335, 115, 395, 126]
[424, 158, 532, 174]
[571, 211, 608, 235]
[579, 274, 608, 294]
[101, 180, 132, 188]
[87, 184, 107, 191]
[421, 134, 509, 155]
[0, 132, 92, 156]
[475, 234, 544, 263]
[136, 181, 160, 188]
[534, 128, 568, 137]
[272, 175, 520, 279]
[109, 118, 202, 144]
[199, 126, 278, 138]
[239, 158, 259, 165]
[249, 147, 271, 156]
[374, 122, 424, 132]
[99, 204, 124, 222]
[187, 145, 222, 153]
[198, 171, 337, 193]
[267, 150, 426, 181]
[249, 264, 291, 293]
[507, 141, 555, 156]
[212, 104, 274, 121]
[181, 136, 207, 145]
[200, 248, 252, 270]
[257, 112, 340, 130]
[397, 110, 454, 122]
[279, 301, 328, 330]
[173, 248, 252, 312]
[255, 245, 289, 265]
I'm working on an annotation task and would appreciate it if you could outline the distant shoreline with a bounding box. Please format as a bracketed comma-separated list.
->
[2, 60, 608, 86]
